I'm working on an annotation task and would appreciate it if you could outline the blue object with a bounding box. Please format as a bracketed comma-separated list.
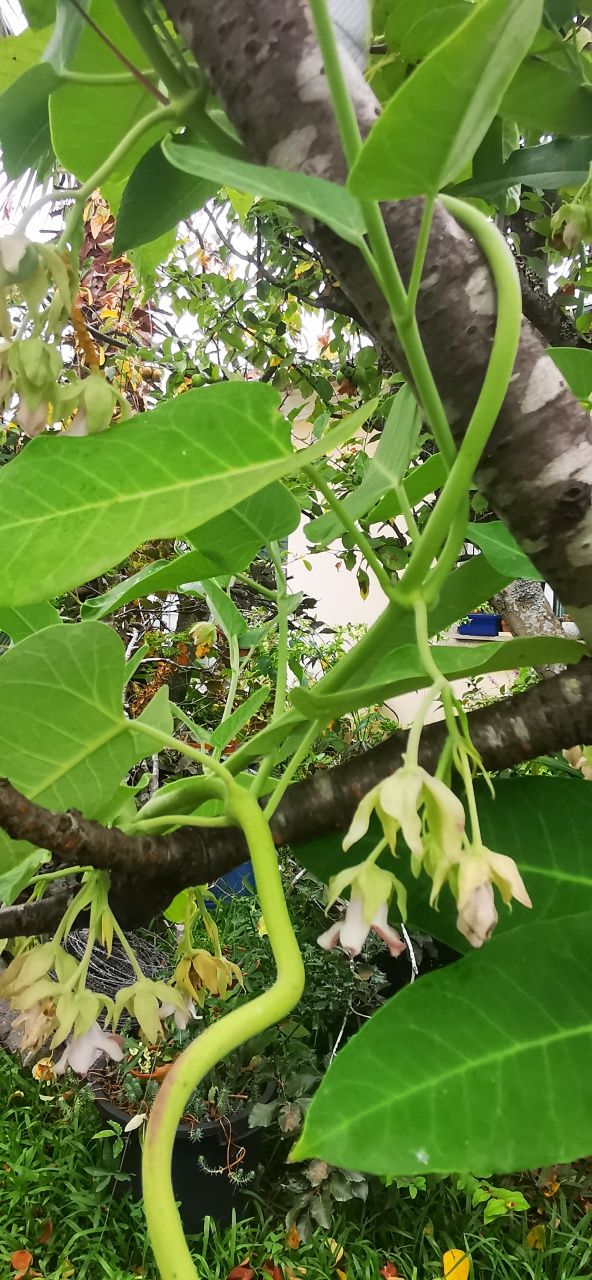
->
[209, 860, 255, 900]
[458, 612, 501, 638]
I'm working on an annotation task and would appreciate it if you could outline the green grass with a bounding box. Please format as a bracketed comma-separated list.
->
[0, 1049, 591, 1279]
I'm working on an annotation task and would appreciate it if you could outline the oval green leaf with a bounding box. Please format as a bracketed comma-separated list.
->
[163, 137, 366, 246]
[349, 0, 543, 199]
[292, 912, 592, 1175]
[469, 521, 542, 580]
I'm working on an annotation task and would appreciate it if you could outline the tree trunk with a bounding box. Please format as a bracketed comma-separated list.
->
[491, 580, 565, 639]
[164, 0, 592, 643]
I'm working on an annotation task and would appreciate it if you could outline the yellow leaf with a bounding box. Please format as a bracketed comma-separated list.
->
[327, 1240, 344, 1264]
[257, 916, 268, 937]
[526, 1225, 546, 1250]
[32, 1057, 54, 1081]
[294, 261, 314, 278]
[442, 1249, 470, 1280]
[336, 1270, 347, 1280]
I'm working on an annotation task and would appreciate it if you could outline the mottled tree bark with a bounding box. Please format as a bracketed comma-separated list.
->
[164, 0, 592, 640]
[491, 580, 565, 640]
[491, 578, 567, 676]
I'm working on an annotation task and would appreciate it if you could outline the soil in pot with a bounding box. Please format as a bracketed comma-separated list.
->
[93, 1083, 271, 1234]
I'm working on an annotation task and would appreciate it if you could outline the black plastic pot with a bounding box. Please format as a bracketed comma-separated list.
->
[94, 1086, 269, 1234]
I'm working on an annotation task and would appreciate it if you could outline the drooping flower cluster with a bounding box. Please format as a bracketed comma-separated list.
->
[318, 760, 531, 959]
[0, 232, 123, 438]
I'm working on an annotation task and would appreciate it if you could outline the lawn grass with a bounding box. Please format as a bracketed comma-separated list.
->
[0, 1049, 590, 1280]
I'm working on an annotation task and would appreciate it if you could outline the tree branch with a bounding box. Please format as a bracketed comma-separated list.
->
[0, 660, 591, 935]
[0, 890, 71, 938]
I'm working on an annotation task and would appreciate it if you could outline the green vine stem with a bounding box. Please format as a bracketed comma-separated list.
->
[142, 780, 305, 1280]
[60, 68, 156, 85]
[400, 195, 522, 598]
[252, 543, 291, 798]
[304, 462, 402, 602]
[306, 0, 456, 469]
[212, 629, 240, 763]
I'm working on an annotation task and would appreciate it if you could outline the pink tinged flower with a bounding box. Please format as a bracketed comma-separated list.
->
[455, 847, 531, 947]
[54, 1022, 124, 1076]
[370, 902, 407, 957]
[159, 997, 198, 1030]
[457, 882, 498, 948]
[16, 397, 48, 437]
[317, 892, 406, 959]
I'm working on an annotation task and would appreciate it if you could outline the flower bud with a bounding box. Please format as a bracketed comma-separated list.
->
[0, 234, 39, 285]
[457, 882, 498, 948]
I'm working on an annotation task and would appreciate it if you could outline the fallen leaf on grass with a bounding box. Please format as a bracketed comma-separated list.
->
[10, 1250, 33, 1278]
[227, 1265, 254, 1280]
[37, 1220, 53, 1245]
[379, 1265, 400, 1279]
[527, 1225, 546, 1250]
[32, 1058, 54, 1082]
[327, 1238, 344, 1264]
[286, 1226, 301, 1250]
[262, 1260, 283, 1280]
[442, 1249, 470, 1280]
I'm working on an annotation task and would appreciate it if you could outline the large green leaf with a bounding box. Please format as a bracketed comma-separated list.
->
[0, 622, 143, 885]
[451, 137, 592, 200]
[292, 635, 583, 719]
[203, 580, 245, 640]
[305, 386, 421, 545]
[81, 552, 219, 624]
[0, 62, 58, 178]
[547, 347, 592, 402]
[0, 26, 52, 94]
[349, 0, 543, 199]
[500, 60, 592, 135]
[0, 603, 62, 644]
[22, 0, 56, 25]
[0, 386, 372, 608]
[114, 142, 218, 254]
[399, 4, 473, 61]
[163, 138, 367, 247]
[292, 912, 592, 1175]
[49, 0, 166, 188]
[298, 778, 592, 952]
[0, 622, 135, 818]
[469, 521, 542, 581]
[81, 483, 300, 622]
[0, 850, 51, 908]
[370, 452, 447, 524]
[43, 0, 94, 74]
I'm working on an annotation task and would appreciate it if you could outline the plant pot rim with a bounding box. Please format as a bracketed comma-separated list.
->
[89, 1072, 274, 1137]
